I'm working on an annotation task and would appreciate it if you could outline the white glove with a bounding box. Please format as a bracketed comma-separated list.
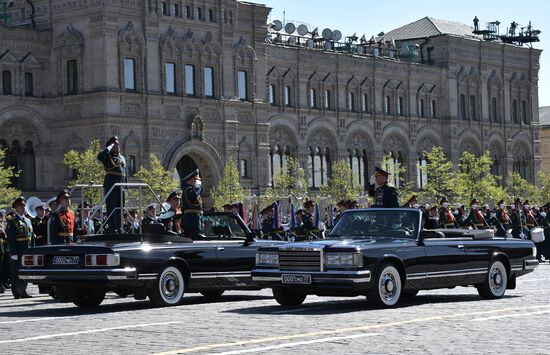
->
[107, 143, 115, 151]
[369, 175, 376, 185]
[519, 232, 526, 239]
[11, 255, 18, 261]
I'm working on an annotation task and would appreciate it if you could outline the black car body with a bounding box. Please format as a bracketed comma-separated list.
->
[19, 212, 284, 308]
[252, 208, 538, 307]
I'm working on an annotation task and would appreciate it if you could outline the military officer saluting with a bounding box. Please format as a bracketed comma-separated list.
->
[49, 190, 75, 245]
[367, 167, 399, 208]
[6, 197, 34, 299]
[166, 191, 183, 235]
[97, 136, 127, 233]
[181, 169, 203, 240]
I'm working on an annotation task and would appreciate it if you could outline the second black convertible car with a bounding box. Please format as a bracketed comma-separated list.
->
[19, 212, 284, 308]
[252, 209, 538, 308]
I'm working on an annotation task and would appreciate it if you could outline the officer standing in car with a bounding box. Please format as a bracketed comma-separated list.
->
[181, 169, 203, 240]
[367, 167, 399, 208]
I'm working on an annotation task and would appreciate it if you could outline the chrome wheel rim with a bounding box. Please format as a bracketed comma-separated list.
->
[489, 262, 506, 296]
[378, 267, 401, 305]
[159, 267, 184, 304]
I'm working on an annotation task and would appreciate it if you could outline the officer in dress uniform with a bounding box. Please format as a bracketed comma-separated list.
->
[438, 197, 460, 228]
[296, 200, 316, 237]
[510, 198, 528, 239]
[6, 197, 34, 299]
[367, 167, 399, 208]
[495, 200, 511, 237]
[97, 136, 127, 233]
[49, 190, 75, 245]
[141, 203, 158, 227]
[464, 198, 490, 229]
[166, 191, 183, 235]
[402, 195, 418, 208]
[260, 204, 275, 237]
[523, 200, 538, 236]
[180, 169, 203, 240]
[31, 202, 48, 246]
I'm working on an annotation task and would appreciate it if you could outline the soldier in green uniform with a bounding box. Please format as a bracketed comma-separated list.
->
[367, 167, 399, 208]
[6, 197, 34, 299]
[180, 169, 203, 240]
[30, 202, 47, 246]
[97, 136, 127, 233]
[510, 198, 528, 239]
[260, 204, 279, 238]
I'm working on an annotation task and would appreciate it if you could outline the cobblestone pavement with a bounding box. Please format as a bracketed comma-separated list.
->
[1, 264, 550, 354]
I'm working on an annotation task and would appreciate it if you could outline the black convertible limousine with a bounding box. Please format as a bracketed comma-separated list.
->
[19, 212, 286, 308]
[252, 208, 539, 308]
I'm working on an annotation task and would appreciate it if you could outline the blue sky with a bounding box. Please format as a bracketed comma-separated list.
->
[263, 0, 549, 107]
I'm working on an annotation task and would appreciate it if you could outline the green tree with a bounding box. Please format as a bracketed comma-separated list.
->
[417, 146, 457, 204]
[210, 159, 244, 210]
[537, 171, 550, 205]
[262, 156, 307, 207]
[381, 153, 415, 205]
[63, 139, 105, 204]
[320, 159, 362, 205]
[0, 148, 21, 208]
[505, 172, 538, 205]
[454, 151, 506, 205]
[135, 153, 178, 202]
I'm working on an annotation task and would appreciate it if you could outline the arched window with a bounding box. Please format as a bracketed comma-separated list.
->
[492, 155, 499, 176]
[3, 139, 35, 190]
[308, 147, 331, 188]
[491, 97, 497, 122]
[460, 94, 466, 120]
[469, 95, 476, 120]
[349, 149, 364, 187]
[512, 99, 519, 123]
[416, 154, 428, 189]
[269, 145, 291, 187]
[268, 84, 276, 105]
[384, 96, 391, 114]
[2, 70, 12, 95]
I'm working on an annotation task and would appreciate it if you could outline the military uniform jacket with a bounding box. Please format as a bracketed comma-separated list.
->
[510, 210, 528, 238]
[464, 210, 490, 229]
[31, 216, 48, 246]
[141, 216, 157, 226]
[181, 183, 203, 213]
[97, 148, 127, 187]
[438, 208, 459, 228]
[296, 212, 314, 235]
[367, 183, 399, 208]
[6, 213, 33, 256]
[168, 208, 183, 235]
[49, 208, 75, 242]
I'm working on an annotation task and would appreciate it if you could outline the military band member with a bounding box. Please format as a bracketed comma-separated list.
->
[464, 198, 490, 229]
[97, 136, 127, 233]
[510, 198, 528, 239]
[166, 191, 183, 235]
[523, 200, 538, 233]
[438, 197, 460, 228]
[495, 200, 511, 237]
[6, 197, 34, 299]
[402, 195, 418, 208]
[31, 203, 48, 246]
[367, 167, 399, 208]
[181, 169, 203, 240]
[49, 190, 75, 245]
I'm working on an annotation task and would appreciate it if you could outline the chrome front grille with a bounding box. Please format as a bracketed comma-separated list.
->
[279, 249, 322, 271]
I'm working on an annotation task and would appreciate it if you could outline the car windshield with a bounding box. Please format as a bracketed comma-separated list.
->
[201, 214, 247, 240]
[328, 209, 420, 240]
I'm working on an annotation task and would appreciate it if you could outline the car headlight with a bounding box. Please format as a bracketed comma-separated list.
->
[325, 252, 363, 268]
[256, 252, 279, 267]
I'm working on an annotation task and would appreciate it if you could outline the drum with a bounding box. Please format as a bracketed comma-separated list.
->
[530, 227, 545, 243]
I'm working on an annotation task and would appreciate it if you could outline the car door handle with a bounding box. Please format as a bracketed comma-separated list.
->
[457, 244, 464, 249]
[217, 247, 225, 252]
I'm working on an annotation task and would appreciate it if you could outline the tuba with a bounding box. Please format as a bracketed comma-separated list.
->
[25, 197, 44, 219]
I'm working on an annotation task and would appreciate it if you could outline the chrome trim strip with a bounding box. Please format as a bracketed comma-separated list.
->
[252, 269, 371, 283]
[407, 268, 488, 280]
[191, 272, 252, 279]
[138, 273, 158, 280]
[19, 267, 137, 281]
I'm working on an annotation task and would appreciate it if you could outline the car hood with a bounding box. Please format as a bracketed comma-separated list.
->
[279, 237, 416, 251]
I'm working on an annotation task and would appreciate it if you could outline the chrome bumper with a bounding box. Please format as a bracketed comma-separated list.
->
[524, 259, 539, 270]
[252, 269, 372, 284]
[19, 267, 138, 281]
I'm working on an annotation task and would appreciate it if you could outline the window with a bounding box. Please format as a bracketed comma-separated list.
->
[308, 147, 330, 188]
[309, 88, 317, 108]
[512, 99, 518, 123]
[270, 146, 290, 187]
[165, 62, 175, 94]
[208, 8, 214, 22]
[127, 155, 136, 177]
[240, 159, 248, 178]
[384, 96, 390, 114]
[203, 66, 214, 97]
[416, 155, 428, 189]
[161, 1, 168, 15]
[469, 95, 476, 120]
[349, 149, 365, 187]
[431, 100, 436, 118]
[491, 97, 497, 122]
[521, 100, 527, 124]
[172, 3, 180, 17]
[268, 84, 276, 105]
[397, 97, 404, 116]
[196, 7, 202, 20]
[419, 99, 425, 117]
[185, 64, 195, 95]
[324, 90, 331, 109]
[123, 58, 135, 90]
[361, 94, 368, 112]
[283, 86, 291, 106]
[185, 5, 191, 18]
[67, 60, 78, 94]
[24, 72, 33, 96]
[460, 94, 466, 119]
[348, 92, 355, 112]
[2, 70, 11, 94]
[237, 70, 247, 100]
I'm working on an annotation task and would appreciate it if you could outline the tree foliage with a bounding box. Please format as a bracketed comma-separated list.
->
[210, 159, 244, 210]
[0, 148, 21, 208]
[135, 153, 178, 202]
[63, 139, 105, 204]
[320, 159, 362, 205]
[505, 172, 538, 205]
[417, 147, 457, 204]
[262, 156, 307, 207]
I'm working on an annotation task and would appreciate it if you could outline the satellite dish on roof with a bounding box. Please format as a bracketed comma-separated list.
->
[332, 30, 342, 41]
[284, 22, 296, 34]
[322, 28, 333, 40]
[310, 27, 319, 37]
[297, 24, 308, 36]
[306, 39, 314, 48]
[272, 20, 283, 31]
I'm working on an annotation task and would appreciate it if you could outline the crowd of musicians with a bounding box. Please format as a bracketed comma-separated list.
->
[0, 138, 549, 299]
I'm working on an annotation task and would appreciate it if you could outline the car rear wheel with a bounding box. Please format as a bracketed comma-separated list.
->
[69, 287, 106, 309]
[149, 266, 186, 307]
[477, 260, 507, 299]
[200, 290, 225, 299]
[272, 288, 307, 306]
[367, 263, 402, 308]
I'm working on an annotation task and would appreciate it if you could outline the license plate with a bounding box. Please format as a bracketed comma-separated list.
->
[52, 256, 80, 265]
[282, 274, 311, 285]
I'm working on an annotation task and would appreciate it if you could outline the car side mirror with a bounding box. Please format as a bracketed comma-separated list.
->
[245, 232, 255, 244]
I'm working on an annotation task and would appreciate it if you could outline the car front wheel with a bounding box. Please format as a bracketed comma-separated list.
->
[149, 266, 186, 307]
[272, 288, 307, 306]
[367, 263, 402, 308]
[477, 260, 507, 299]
